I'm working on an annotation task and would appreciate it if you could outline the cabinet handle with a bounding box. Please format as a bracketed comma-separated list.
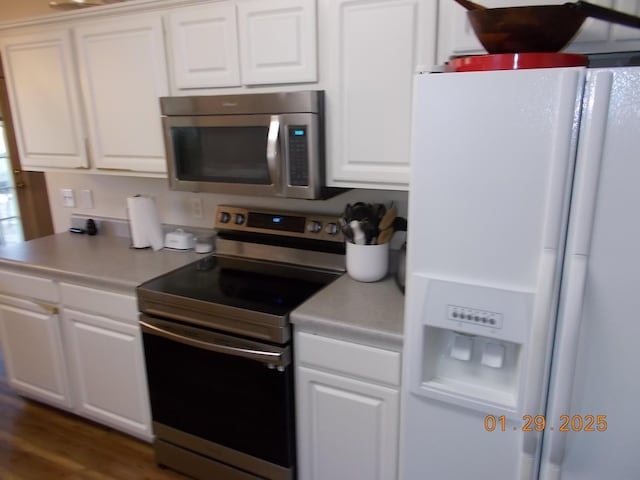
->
[33, 301, 59, 315]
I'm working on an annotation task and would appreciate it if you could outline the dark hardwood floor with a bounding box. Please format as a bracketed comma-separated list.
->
[0, 349, 188, 479]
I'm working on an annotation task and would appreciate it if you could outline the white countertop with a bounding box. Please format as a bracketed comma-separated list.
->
[0, 232, 405, 348]
[291, 273, 405, 351]
[0, 232, 203, 292]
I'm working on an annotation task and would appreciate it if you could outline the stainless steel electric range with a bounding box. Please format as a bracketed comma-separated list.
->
[136, 206, 345, 480]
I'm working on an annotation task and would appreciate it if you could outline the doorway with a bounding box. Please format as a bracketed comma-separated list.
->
[0, 57, 53, 243]
[0, 120, 21, 244]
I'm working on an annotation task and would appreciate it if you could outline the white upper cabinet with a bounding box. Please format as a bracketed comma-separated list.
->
[437, 0, 640, 64]
[237, 0, 318, 85]
[167, 2, 242, 89]
[74, 13, 169, 173]
[322, 0, 437, 189]
[0, 29, 88, 169]
[166, 0, 317, 91]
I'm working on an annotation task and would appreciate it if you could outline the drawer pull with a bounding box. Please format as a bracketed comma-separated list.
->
[33, 301, 59, 315]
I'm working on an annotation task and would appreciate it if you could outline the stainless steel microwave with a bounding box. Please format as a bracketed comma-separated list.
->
[160, 90, 341, 200]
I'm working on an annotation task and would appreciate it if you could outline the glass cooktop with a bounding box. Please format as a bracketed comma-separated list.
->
[139, 254, 341, 317]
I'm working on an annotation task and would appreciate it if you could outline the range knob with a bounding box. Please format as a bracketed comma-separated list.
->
[306, 220, 322, 233]
[234, 213, 246, 225]
[324, 222, 339, 235]
[219, 211, 231, 223]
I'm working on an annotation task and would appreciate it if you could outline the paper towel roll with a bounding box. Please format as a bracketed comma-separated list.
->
[127, 195, 164, 251]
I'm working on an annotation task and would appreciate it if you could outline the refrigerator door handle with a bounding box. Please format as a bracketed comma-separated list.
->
[518, 69, 586, 480]
[540, 255, 588, 480]
[518, 247, 557, 480]
[540, 70, 613, 480]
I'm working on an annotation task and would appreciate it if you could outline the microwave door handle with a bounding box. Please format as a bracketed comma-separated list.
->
[267, 115, 281, 188]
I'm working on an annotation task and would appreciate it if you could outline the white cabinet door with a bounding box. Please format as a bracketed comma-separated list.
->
[62, 308, 152, 441]
[0, 303, 72, 408]
[74, 14, 169, 173]
[237, 0, 317, 84]
[323, 0, 436, 189]
[0, 30, 88, 169]
[297, 366, 400, 480]
[168, 2, 241, 90]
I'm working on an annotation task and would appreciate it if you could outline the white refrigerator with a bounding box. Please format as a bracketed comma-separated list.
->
[400, 61, 640, 480]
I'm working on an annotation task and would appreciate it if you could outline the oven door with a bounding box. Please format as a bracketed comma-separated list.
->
[163, 113, 320, 199]
[140, 315, 295, 480]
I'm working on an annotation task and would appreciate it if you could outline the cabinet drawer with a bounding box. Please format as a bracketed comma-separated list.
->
[296, 331, 401, 386]
[0, 270, 58, 303]
[60, 283, 137, 322]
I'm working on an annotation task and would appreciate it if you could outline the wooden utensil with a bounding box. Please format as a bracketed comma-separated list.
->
[377, 227, 394, 245]
[378, 206, 397, 232]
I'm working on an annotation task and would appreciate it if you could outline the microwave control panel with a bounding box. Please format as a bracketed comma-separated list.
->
[288, 126, 309, 186]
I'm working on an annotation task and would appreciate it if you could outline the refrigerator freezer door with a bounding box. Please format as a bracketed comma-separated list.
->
[540, 67, 640, 480]
[401, 67, 585, 480]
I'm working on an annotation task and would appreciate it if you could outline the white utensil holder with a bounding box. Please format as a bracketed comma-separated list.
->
[346, 242, 389, 282]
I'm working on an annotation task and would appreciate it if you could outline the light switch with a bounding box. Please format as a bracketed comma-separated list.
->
[450, 333, 473, 361]
[482, 342, 505, 369]
[60, 188, 75, 208]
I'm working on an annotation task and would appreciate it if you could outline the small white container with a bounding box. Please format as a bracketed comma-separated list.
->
[164, 229, 195, 250]
[346, 242, 389, 282]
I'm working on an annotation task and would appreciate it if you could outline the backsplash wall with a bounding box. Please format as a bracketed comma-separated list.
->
[45, 172, 409, 234]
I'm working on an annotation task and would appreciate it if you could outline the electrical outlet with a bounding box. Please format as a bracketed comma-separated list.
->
[190, 197, 203, 219]
[60, 188, 75, 208]
[78, 189, 94, 209]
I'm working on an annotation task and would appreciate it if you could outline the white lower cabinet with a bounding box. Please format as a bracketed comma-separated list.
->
[62, 308, 152, 441]
[59, 282, 151, 441]
[295, 331, 401, 480]
[0, 269, 152, 441]
[0, 297, 72, 409]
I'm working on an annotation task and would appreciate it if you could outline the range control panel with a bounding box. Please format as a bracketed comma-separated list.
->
[215, 206, 343, 243]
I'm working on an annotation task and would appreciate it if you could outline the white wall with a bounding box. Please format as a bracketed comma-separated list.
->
[45, 172, 408, 233]
[0, 0, 70, 22]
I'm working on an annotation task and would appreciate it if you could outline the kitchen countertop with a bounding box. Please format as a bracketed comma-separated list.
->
[0, 232, 406, 347]
[0, 232, 203, 292]
[291, 273, 405, 351]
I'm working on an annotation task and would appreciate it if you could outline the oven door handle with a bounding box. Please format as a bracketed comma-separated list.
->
[140, 317, 290, 368]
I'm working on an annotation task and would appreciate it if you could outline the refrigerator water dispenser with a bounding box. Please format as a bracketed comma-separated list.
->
[408, 275, 534, 417]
